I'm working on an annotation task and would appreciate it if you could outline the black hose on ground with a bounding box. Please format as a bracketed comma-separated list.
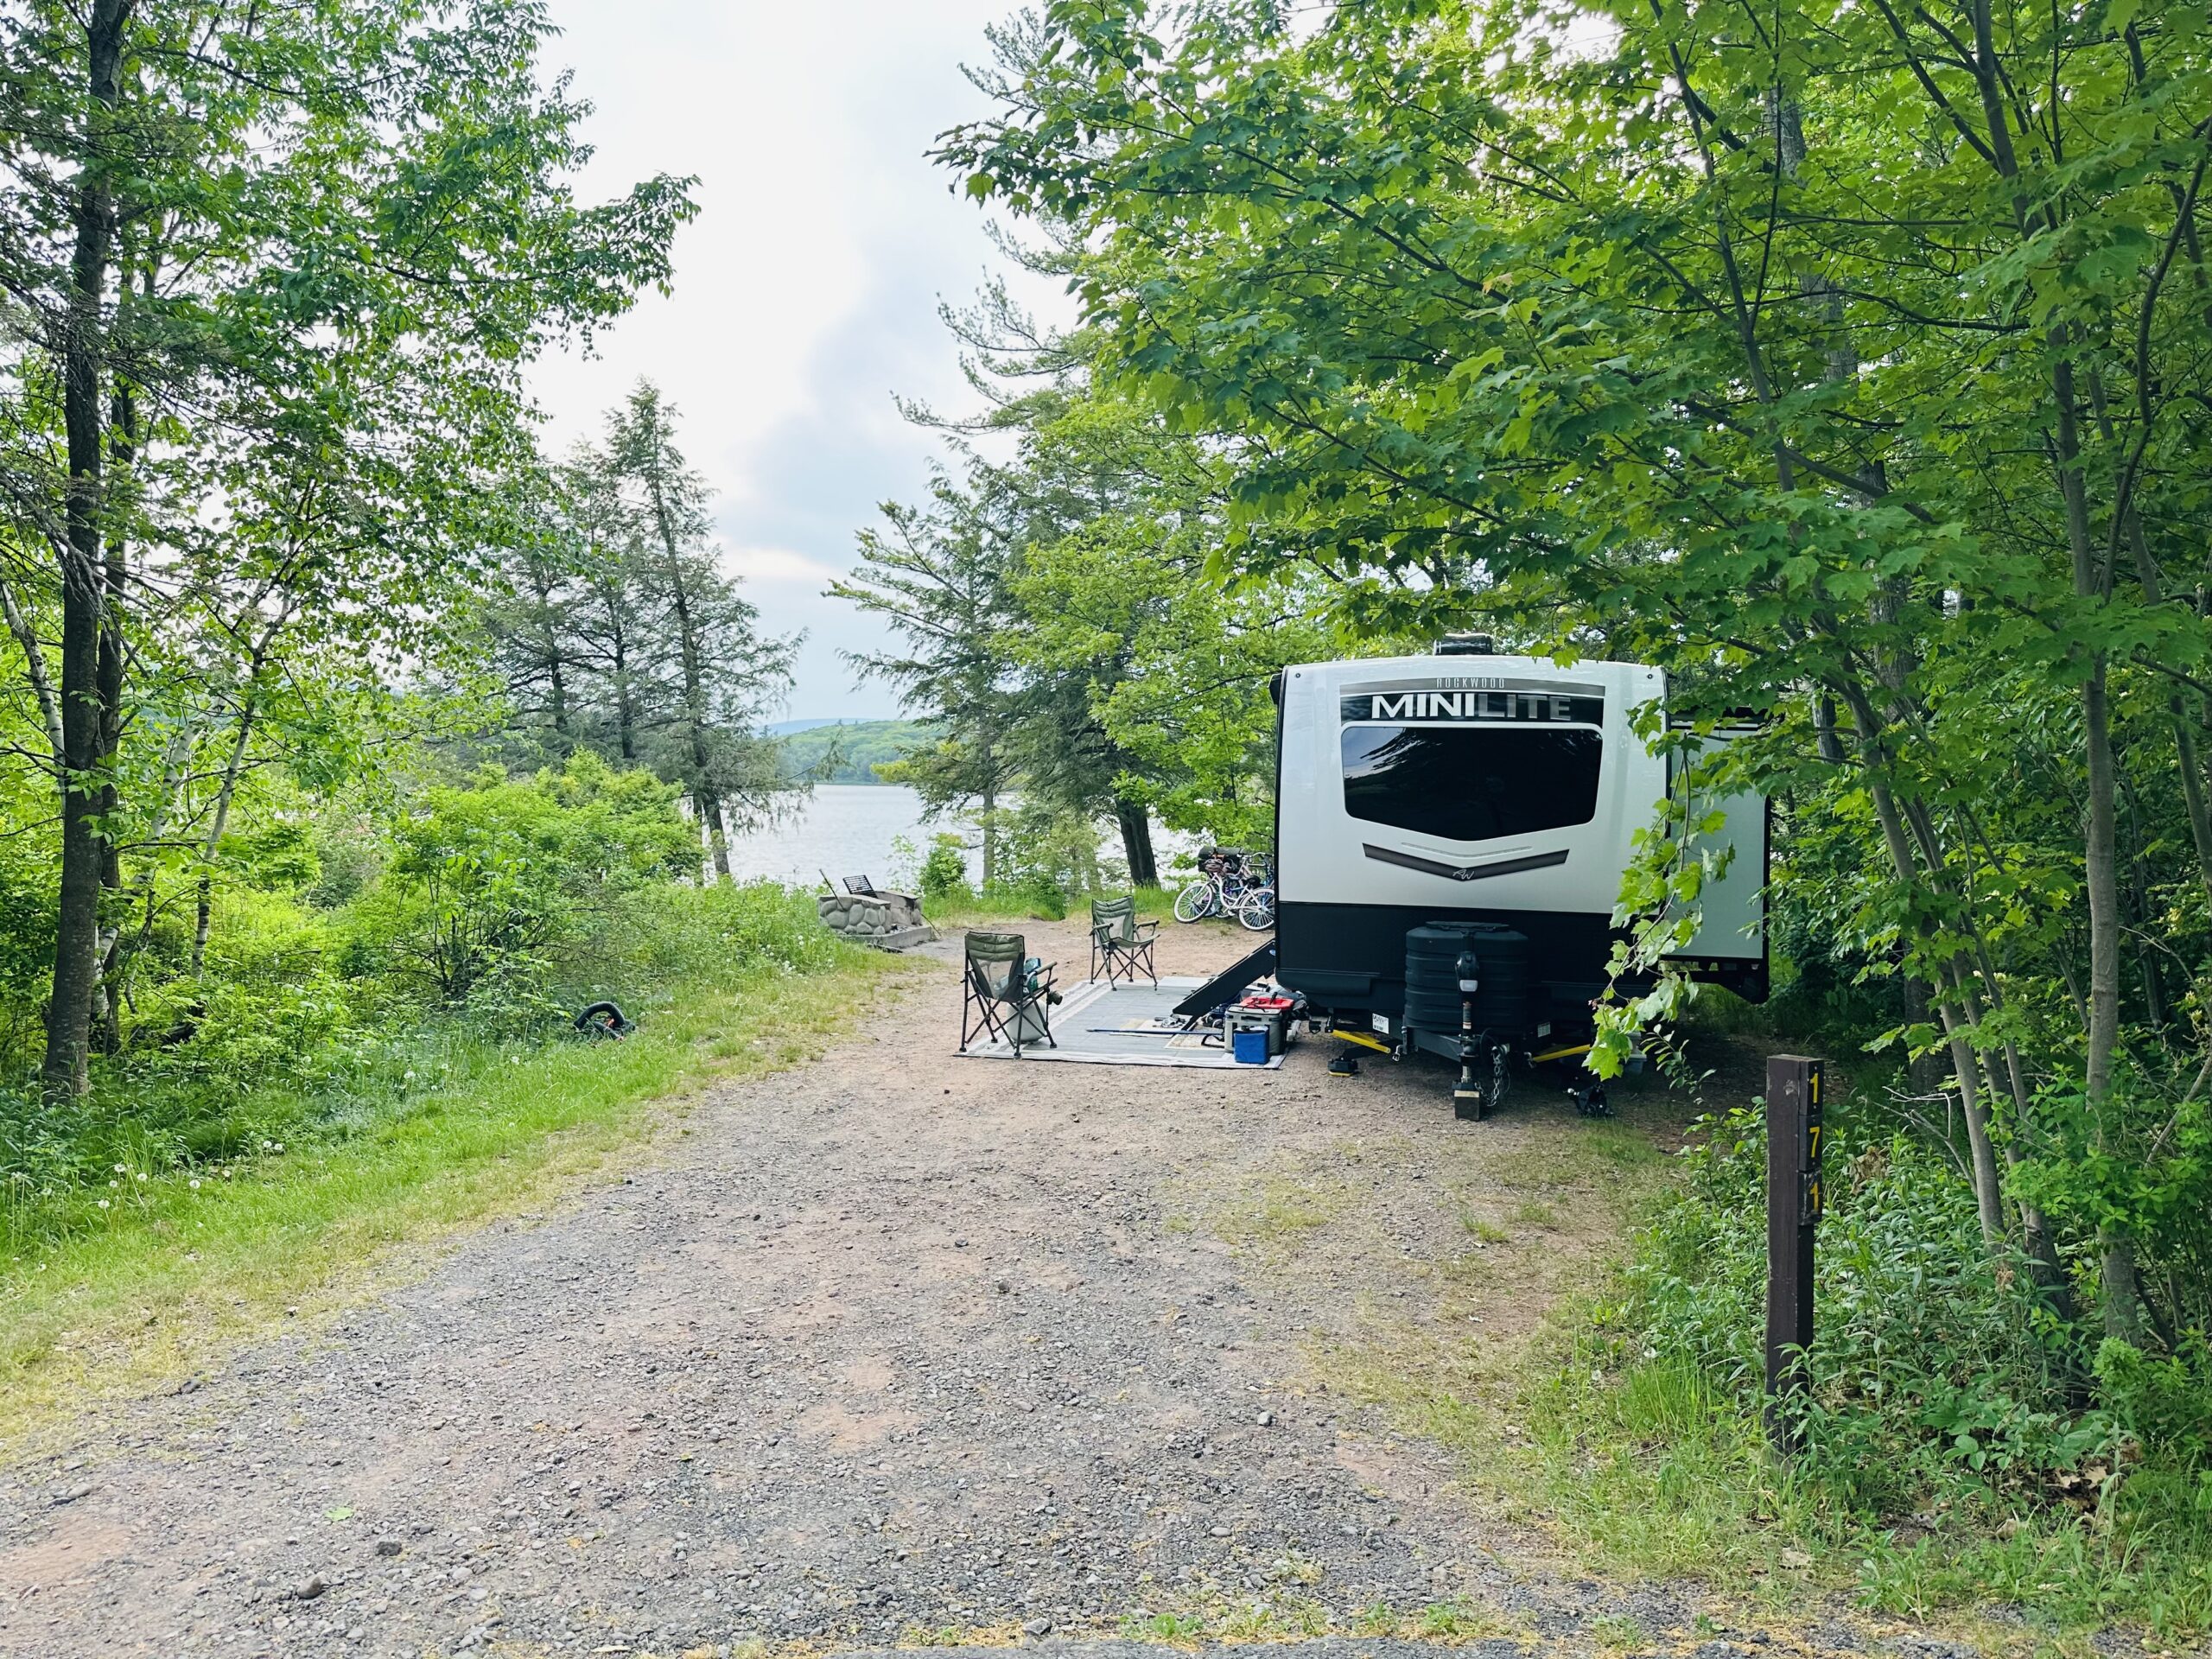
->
[573, 1001, 635, 1040]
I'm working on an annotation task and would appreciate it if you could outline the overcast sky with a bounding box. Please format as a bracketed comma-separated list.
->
[526, 0, 1059, 722]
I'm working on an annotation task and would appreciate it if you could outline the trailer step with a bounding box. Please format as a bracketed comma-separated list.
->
[1169, 938, 1276, 1020]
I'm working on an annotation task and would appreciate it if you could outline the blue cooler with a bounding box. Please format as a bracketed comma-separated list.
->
[1231, 1025, 1271, 1065]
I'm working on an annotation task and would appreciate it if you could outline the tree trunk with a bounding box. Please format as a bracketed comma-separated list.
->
[601, 588, 637, 762]
[43, 0, 131, 1101]
[1116, 798, 1157, 887]
[1902, 974, 1948, 1096]
[190, 703, 257, 975]
[980, 765, 998, 892]
[696, 784, 729, 880]
[528, 554, 573, 751]
[2049, 353, 2141, 1334]
[1840, 690, 2005, 1246]
[0, 579, 65, 766]
[644, 473, 729, 882]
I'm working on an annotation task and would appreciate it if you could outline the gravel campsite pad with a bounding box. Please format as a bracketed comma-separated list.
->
[1, 922, 1918, 1658]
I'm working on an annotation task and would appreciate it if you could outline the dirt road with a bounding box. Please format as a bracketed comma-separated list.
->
[0, 920, 1876, 1659]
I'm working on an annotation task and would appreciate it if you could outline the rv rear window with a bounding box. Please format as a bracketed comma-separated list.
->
[1341, 725, 1603, 842]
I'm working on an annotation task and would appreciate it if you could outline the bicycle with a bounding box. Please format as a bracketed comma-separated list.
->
[1236, 881, 1275, 931]
[1173, 849, 1272, 925]
[1173, 876, 1222, 922]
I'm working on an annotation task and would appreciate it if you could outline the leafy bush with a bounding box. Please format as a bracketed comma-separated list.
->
[918, 833, 969, 902]
[979, 799, 1126, 918]
[0, 878, 843, 1255]
[1609, 1104, 2102, 1505]
[345, 753, 693, 1012]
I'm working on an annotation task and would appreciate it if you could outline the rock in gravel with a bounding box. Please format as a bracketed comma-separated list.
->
[1884, 1640, 1975, 1659]
[289, 1574, 327, 1601]
[374, 1538, 402, 1557]
[50, 1484, 93, 1506]
[1023, 1618, 1052, 1636]
[1256, 1410, 1275, 1427]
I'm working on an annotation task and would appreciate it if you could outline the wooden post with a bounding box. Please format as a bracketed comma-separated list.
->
[1764, 1054, 1824, 1454]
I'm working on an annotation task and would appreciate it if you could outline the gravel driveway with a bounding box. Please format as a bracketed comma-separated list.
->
[0, 920, 1882, 1659]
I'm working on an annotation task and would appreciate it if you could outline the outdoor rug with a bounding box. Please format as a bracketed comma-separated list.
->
[957, 976, 1288, 1070]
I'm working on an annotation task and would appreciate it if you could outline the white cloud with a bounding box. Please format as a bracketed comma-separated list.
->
[723, 545, 845, 589]
[527, 0, 1071, 719]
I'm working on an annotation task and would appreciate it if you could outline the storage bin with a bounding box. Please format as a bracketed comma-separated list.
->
[1231, 1027, 1271, 1065]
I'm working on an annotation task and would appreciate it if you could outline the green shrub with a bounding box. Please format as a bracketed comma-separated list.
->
[1609, 1104, 2101, 1506]
[346, 753, 694, 1011]
[918, 833, 969, 902]
[0, 879, 845, 1256]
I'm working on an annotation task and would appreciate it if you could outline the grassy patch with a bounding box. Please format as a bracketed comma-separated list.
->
[1490, 1116, 1667, 1190]
[895, 1620, 1027, 1649]
[924, 883, 1185, 931]
[1519, 1338, 2212, 1643]
[1213, 1173, 1354, 1255]
[0, 941, 905, 1457]
[1116, 1587, 1524, 1648]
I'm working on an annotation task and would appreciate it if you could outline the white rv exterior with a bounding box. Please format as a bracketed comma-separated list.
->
[1272, 652, 1766, 1033]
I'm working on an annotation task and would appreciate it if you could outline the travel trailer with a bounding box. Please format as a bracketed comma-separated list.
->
[1270, 642, 1767, 1117]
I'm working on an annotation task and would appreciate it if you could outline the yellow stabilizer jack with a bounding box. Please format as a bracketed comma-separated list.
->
[1530, 1040, 1594, 1065]
[1330, 1027, 1396, 1056]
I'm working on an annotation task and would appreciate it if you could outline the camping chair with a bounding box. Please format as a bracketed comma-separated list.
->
[961, 932, 1060, 1057]
[1090, 895, 1160, 987]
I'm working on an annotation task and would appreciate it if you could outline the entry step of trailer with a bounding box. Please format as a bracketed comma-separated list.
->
[957, 977, 1287, 1070]
[1170, 938, 1276, 1020]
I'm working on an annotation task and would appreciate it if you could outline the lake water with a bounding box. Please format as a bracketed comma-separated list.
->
[724, 785, 948, 888]
[723, 784, 1195, 891]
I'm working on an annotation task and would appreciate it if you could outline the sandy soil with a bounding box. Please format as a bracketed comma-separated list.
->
[0, 920, 1895, 1659]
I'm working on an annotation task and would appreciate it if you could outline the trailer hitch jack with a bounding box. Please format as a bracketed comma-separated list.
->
[1453, 951, 1487, 1121]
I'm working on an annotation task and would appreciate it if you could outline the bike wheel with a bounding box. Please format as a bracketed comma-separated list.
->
[1238, 887, 1276, 931]
[1173, 880, 1215, 923]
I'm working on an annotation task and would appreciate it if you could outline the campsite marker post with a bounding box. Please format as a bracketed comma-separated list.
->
[1764, 1054, 1823, 1455]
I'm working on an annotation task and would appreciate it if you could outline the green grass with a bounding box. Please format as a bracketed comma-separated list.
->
[922, 882, 1184, 929]
[1490, 1116, 1667, 1190]
[1293, 1088, 2209, 1649]
[0, 940, 905, 1457]
[1517, 1342, 2212, 1646]
[1213, 1172, 1353, 1254]
[1113, 1592, 1521, 1648]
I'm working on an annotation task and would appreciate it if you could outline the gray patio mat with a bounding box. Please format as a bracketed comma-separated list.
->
[957, 976, 1287, 1069]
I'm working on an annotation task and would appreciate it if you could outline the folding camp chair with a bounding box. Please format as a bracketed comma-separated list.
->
[1090, 895, 1160, 987]
[961, 931, 1060, 1057]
